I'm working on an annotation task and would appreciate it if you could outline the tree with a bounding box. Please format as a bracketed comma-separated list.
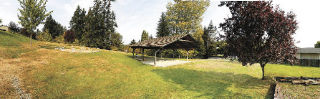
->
[220, 1, 298, 80]
[82, 0, 118, 49]
[18, 0, 52, 45]
[149, 34, 153, 39]
[193, 28, 206, 58]
[110, 32, 123, 48]
[70, 5, 86, 40]
[8, 21, 20, 33]
[64, 30, 76, 43]
[166, 0, 209, 34]
[141, 30, 149, 41]
[130, 39, 136, 45]
[202, 21, 218, 58]
[0, 18, 2, 24]
[156, 12, 170, 37]
[315, 41, 320, 48]
[43, 15, 64, 39]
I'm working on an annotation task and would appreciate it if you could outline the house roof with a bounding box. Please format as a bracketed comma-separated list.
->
[130, 34, 197, 49]
[297, 48, 320, 54]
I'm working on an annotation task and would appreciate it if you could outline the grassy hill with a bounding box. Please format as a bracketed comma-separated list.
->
[1, 31, 320, 98]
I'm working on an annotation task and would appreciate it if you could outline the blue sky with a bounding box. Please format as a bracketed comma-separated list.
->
[0, 0, 319, 48]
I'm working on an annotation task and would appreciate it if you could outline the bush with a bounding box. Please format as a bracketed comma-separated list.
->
[54, 34, 64, 43]
[63, 30, 75, 43]
[20, 28, 36, 39]
[8, 21, 20, 33]
[36, 29, 52, 41]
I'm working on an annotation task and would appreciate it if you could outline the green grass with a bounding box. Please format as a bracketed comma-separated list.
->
[0, 31, 35, 58]
[1, 31, 320, 98]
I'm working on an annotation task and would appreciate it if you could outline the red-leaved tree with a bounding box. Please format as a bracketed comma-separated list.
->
[219, 1, 298, 80]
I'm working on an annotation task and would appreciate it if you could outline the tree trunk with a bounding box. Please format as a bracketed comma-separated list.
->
[29, 34, 32, 46]
[260, 63, 266, 80]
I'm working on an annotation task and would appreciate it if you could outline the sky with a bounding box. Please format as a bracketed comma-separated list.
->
[0, 0, 319, 48]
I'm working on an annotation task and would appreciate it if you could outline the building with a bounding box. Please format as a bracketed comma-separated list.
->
[296, 48, 320, 67]
[0, 25, 9, 31]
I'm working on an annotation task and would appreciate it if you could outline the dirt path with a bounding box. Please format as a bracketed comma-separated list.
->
[0, 49, 51, 98]
[0, 57, 30, 98]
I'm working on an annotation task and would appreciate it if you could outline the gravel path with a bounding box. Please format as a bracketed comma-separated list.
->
[12, 77, 31, 99]
[142, 60, 191, 67]
[0, 56, 33, 98]
[55, 47, 99, 53]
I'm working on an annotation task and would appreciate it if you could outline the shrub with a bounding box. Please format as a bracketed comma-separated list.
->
[54, 34, 64, 43]
[36, 29, 52, 41]
[20, 28, 36, 39]
[63, 30, 75, 43]
[8, 21, 20, 33]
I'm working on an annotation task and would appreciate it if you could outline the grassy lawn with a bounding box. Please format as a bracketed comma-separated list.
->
[1, 31, 320, 98]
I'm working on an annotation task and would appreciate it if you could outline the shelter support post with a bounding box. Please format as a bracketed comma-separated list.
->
[132, 48, 136, 58]
[142, 48, 145, 61]
[187, 49, 189, 61]
[154, 49, 161, 66]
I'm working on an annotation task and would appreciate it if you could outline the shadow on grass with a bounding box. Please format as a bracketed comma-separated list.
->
[153, 68, 273, 98]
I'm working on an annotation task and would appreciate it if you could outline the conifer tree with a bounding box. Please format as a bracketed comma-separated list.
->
[43, 15, 64, 39]
[202, 20, 218, 58]
[156, 12, 170, 37]
[82, 0, 118, 49]
[70, 5, 86, 41]
[130, 39, 136, 45]
[141, 30, 149, 42]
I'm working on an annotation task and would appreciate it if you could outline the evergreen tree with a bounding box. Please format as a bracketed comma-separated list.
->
[82, 0, 118, 49]
[18, 0, 52, 45]
[156, 12, 170, 37]
[149, 34, 154, 39]
[130, 39, 136, 45]
[70, 5, 86, 41]
[43, 15, 64, 39]
[202, 20, 218, 58]
[141, 30, 149, 41]
[83, 0, 105, 48]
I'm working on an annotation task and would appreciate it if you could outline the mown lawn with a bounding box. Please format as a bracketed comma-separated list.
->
[1, 31, 320, 98]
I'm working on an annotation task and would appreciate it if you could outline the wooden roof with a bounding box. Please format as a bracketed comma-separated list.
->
[298, 48, 320, 54]
[130, 34, 197, 49]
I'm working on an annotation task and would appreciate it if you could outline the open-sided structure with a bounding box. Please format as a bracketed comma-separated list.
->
[130, 34, 197, 65]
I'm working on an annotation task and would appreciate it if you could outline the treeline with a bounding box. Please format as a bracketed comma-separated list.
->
[12, 0, 123, 50]
[130, 0, 226, 59]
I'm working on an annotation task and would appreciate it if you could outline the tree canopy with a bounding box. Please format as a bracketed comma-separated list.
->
[70, 5, 86, 40]
[82, 0, 119, 49]
[315, 41, 320, 48]
[156, 12, 170, 37]
[166, 0, 209, 34]
[220, 1, 298, 80]
[43, 15, 64, 39]
[202, 21, 218, 58]
[141, 30, 149, 42]
[18, 0, 52, 33]
[8, 21, 20, 33]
